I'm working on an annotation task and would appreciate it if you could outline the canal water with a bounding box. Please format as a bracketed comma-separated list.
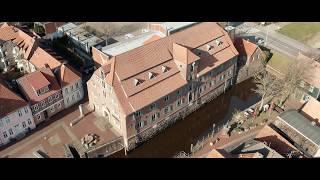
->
[109, 79, 260, 158]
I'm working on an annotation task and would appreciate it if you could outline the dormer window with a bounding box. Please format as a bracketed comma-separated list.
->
[215, 40, 222, 46]
[206, 44, 212, 51]
[161, 66, 169, 73]
[134, 79, 142, 86]
[148, 72, 155, 79]
[101, 70, 105, 79]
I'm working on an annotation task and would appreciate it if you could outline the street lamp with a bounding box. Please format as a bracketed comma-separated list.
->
[265, 25, 270, 47]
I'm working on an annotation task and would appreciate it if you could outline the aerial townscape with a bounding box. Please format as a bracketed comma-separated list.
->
[1, 22, 320, 158]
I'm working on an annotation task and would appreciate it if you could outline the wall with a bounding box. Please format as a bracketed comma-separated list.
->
[0, 105, 35, 146]
[62, 80, 84, 108]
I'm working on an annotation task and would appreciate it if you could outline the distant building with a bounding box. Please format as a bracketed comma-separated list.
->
[274, 109, 320, 157]
[34, 22, 65, 38]
[148, 22, 198, 36]
[0, 78, 35, 146]
[57, 23, 106, 64]
[87, 22, 239, 151]
[16, 67, 64, 125]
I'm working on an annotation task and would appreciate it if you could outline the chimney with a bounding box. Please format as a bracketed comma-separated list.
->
[162, 65, 168, 73]
[148, 72, 155, 79]
[206, 44, 212, 51]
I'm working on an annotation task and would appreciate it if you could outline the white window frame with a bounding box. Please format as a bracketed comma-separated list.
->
[22, 121, 26, 128]
[164, 107, 169, 114]
[27, 119, 32, 125]
[3, 131, 8, 138]
[24, 107, 28, 113]
[18, 110, 22, 117]
[9, 128, 13, 135]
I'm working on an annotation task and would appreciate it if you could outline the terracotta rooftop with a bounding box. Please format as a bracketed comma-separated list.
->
[57, 64, 81, 87]
[255, 125, 298, 156]
[297, 53, 320, 88]
[92, 22, 238, 115]
[17, 67, 61, 105]
[301, 97, 320, 123]
[143, 34, 163, 45]
[29, 47, 62, 70]
[234, 38, 259, 58]
[0, 78, 28, 118]
[0, 23, 37, 60]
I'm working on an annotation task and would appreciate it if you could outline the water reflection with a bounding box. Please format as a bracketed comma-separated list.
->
[110, 79, 260, 158]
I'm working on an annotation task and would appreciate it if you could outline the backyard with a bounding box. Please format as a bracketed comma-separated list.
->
[266, 52, 293, 75]
[277, 23, 320, 48]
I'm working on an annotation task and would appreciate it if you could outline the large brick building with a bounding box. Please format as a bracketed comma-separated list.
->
[87, 22, 239, 150]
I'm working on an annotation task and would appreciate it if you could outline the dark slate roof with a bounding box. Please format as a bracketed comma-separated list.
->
[278, 109, 320, 146]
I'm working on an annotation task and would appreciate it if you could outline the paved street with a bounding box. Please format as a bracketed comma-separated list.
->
[236, 22, 320, 59]
[0, 97, 120, 158]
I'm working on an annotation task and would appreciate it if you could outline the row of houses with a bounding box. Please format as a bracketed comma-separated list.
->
[0, 23, 84, 146]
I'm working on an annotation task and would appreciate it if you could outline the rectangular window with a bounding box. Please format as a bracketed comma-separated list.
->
[71, 85, 74, 91]
[157, 112, 160, 118]
[102, 82, 105, 88]
[65, 88, 68, 94]
[77, 92, 80, 99]
[76, 82, 79, 88]
[229, 69, 233, 76]
[220, 75, 224, 81]
[57, 103, 61, 109]
[144, 120, 147, 127]
[134, 111, 141, 118]
[50, 106, 55, 113]
[3, 131, 8, 138]
[211, 80, 216, 86]
[150, 103, 156, 110]
[18, 110, 22, 117]
[138, 121, 144, 128]
[164, 107, 169, 114]
[67, 97, 69, 104]
[72, 95, 75, 101]
[24, 107, 28, 113]
[177, 90, 180, 96]
[164, 95, 169, 102]
[22, 121, 26, 128]
[41, 101, 46, 108]
[9, 128, 13, 135]
[151, 114, 156, 122]
[177, 99, 181, 107]
[27, 119, 32, 125]
[189, 85, 192, 91]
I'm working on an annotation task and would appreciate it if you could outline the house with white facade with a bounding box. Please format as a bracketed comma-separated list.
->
[0, 78, 35, 146]
[16, 67, 64, 125]
[57, 64, 84, 108]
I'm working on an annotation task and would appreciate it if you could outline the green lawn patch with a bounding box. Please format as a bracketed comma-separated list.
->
[267, 52, 294, 73]
[278, 23, 320, 43]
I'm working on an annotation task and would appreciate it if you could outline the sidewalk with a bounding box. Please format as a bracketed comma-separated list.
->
[0, 99, 120, 158]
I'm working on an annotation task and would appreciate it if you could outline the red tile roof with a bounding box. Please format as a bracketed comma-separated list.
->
[297, 53, 320, 88]
[234, 38, 258, 58]
[17, 68, 61, 104]
[57, 64, 81, 87]
[27, 71, 51, 91]
[143, 34, 162, 45]
[0, 78, 28, 118]
[0, 24, 37, 60]
[92, 22, 238, 115]
[301, 97, 320, 122]
[29, 47, 62, 70]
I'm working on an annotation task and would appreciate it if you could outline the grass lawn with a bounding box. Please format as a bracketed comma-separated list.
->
[277, 23, 320, 43]
[267, 52, 294, 73]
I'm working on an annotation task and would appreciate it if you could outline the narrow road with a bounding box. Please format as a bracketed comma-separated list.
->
[235, 22, 320, 59]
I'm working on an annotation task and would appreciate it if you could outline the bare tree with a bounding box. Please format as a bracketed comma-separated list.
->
[278, 58, 313, 106]
[252, 70, 281, 111]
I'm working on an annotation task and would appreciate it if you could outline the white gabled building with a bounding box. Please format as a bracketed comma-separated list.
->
[0, 79, 35, 146]
[57, 64, 84, 108]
